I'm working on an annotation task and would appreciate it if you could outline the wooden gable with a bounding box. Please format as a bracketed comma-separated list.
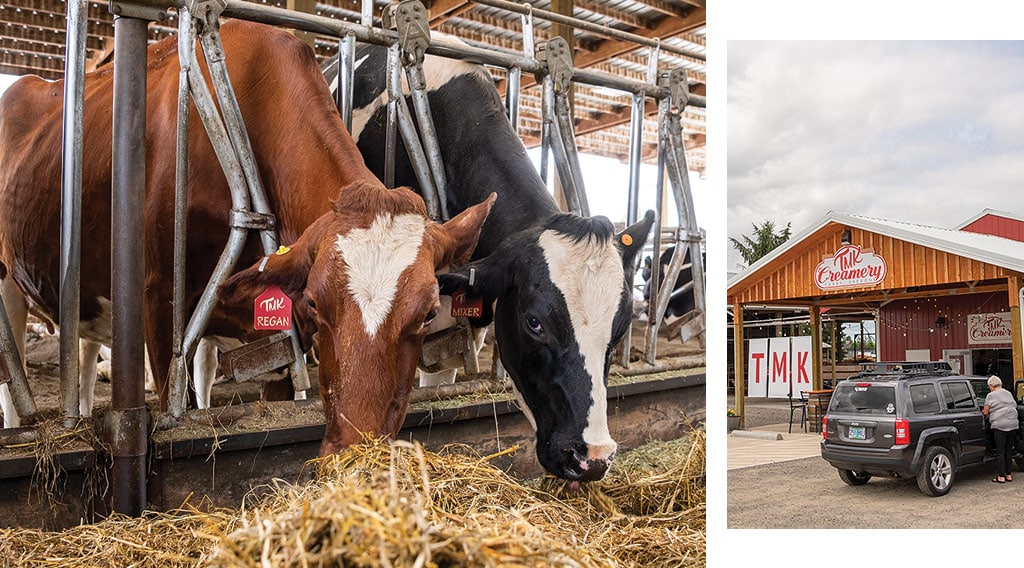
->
[728, 222, 1013, 305]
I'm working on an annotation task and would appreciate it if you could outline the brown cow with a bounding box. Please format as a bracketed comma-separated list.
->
[0, 20, 494, 454]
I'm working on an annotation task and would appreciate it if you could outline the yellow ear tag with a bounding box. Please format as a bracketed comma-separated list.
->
[621, 234, 633, 246]
[275, 245, 291, 256]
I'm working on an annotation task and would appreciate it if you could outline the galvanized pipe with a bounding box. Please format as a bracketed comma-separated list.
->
[0, 298, 35, 420]
[384, 45, 440, 217]
[406, 67, 450, 220]
[553, 96, 590, 217]
[665, 112, 705, 321]
[625, 93, 644, 226]
[505, 66, 521, 131]
[109, 14, 149, 517]
[643, 100, 670, 365]
[338, 32, 356, 132]
[196, 22, 313, 396]
[543, 78, 584, 216]
[200, 28, 278, 255]
[170, 7, 193, 419]
[618, 92, 646, 369]
[219, 0, 704, 106]
[384, 43, 400, 188]
[59, 0, 89, 427]
[174, 18, 254, 416]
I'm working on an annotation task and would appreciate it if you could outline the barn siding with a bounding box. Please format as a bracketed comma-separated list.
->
[729, 223, 1012, 304]
[878, 293, 1012, 362]
[961, 214, 1024, 243]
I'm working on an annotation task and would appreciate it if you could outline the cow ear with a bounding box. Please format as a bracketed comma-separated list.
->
[430, 192, 497, 268]
[437, 250, 509, 302]
[617, 209, 655, 270]
[218, 215, 329, 306]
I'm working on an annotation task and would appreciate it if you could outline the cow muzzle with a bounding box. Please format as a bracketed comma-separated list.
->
[562, 447, 613, 482]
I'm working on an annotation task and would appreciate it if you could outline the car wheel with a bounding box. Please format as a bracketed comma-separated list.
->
[916, 445, 955, 497]
[838, 469, 871, 486]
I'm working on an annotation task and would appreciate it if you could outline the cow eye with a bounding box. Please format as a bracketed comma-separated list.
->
[423, 309, 437, 327]
[307, 299, 316, 309]
[526, 316, 543, 335]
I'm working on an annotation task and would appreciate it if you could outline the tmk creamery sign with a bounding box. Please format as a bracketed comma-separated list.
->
[968, 312, 1012, 345]
[814, 244, 887, 290]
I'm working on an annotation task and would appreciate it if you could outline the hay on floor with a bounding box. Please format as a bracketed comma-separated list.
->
[0, 430, 705, 568]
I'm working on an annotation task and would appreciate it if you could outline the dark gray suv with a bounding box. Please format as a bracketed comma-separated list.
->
[820, 361, 998, 496]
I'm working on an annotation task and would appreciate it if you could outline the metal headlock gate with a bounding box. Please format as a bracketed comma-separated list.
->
[0, 0, 705, 517]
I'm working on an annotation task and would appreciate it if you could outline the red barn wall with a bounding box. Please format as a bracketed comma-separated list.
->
[961, 215, 1024, 243]
[879, 292, 1011, 362]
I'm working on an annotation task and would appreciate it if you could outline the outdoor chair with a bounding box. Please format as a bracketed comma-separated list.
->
[788, 392, 808, 433]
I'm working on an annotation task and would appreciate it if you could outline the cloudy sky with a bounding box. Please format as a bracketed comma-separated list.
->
[727, 40, 1024, 271]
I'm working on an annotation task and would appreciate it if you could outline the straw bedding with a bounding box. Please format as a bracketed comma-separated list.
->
[0, 429, 704, 567]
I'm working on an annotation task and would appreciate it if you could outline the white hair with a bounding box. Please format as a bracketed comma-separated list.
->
[988, 375, 1002, 388]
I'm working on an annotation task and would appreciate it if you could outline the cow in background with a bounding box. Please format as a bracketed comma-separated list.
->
[321, 41, 654, 481]
[641, 245, 701, 329]
[0, 21, 494, 456]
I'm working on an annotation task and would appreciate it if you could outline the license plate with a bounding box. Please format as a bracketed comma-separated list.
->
[848, 426, 866, 440]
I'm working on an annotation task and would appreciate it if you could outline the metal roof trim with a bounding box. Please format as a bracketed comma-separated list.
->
[728, 210, 1024, 295]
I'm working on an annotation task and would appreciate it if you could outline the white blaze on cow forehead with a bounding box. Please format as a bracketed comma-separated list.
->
[538, 230, 622, 456]
[336, 213, 427, 339]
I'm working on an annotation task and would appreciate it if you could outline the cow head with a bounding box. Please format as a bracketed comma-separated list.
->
[220, 184, 495, 455]
[439, 210, 654, 481]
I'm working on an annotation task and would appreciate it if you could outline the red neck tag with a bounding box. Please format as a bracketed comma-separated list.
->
[451, 290, 483, 318]
[254, 286, 292, 330]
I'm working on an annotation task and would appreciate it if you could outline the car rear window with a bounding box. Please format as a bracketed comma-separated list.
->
[830, 383, 896, 415]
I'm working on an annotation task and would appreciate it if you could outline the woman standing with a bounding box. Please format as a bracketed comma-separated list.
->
[982, 376, 1019, 483]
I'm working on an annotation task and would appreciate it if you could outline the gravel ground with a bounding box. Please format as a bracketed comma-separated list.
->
[728, 454, 1024, 529]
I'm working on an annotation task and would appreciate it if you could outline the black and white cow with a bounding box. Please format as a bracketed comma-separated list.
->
[642, 245, 699, 323]
[322, 43, 654, 482]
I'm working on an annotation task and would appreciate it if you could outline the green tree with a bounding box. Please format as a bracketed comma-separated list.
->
[729, 220, 792, 266]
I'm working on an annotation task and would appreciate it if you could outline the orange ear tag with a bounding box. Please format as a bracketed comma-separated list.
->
[621, 234, 633, 246]
[254, 286, 292, 330]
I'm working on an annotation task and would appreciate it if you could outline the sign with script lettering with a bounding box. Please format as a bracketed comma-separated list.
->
[254, 286, 292, 330]
[968, 312, 1012, 345]
[814, 244, 887, 291]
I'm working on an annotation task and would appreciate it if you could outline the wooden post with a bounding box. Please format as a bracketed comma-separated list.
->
[287, 0, 316, 47]
[810, 305, 822, 390]
[1009, 276, 1023, 383]
[733, 303, 745, 428]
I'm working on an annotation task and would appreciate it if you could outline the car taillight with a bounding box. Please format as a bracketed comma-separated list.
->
[822, 416, 828, 440]
[895, 418, 910, 445]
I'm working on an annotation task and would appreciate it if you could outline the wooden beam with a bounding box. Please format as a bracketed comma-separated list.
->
[576, 0, 649, 29]
[287, 0, 317, 47]
[428, 0, 474, 26]
[1009, 276, 1023, 383]
[502, 8, 704, 93]
[630, 0, 703, 18]
[733, 304, 746, 428]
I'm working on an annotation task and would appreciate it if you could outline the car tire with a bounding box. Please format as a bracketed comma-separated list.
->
[838, 469, 871, 486]
[916, 445, 955, 497]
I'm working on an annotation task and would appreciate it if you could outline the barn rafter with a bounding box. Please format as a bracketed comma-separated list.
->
[0, 0, 706, 173]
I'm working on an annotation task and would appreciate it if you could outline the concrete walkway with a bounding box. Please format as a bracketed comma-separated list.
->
[727, 423, 823, 470]
[726, 396, 824, 470]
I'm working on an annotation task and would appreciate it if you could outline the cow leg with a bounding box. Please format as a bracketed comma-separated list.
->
[193, 338, 217, 409]
[78, 339, 102, 417]
[0, 278, 28, 428]
[143, 288, 174, 410]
